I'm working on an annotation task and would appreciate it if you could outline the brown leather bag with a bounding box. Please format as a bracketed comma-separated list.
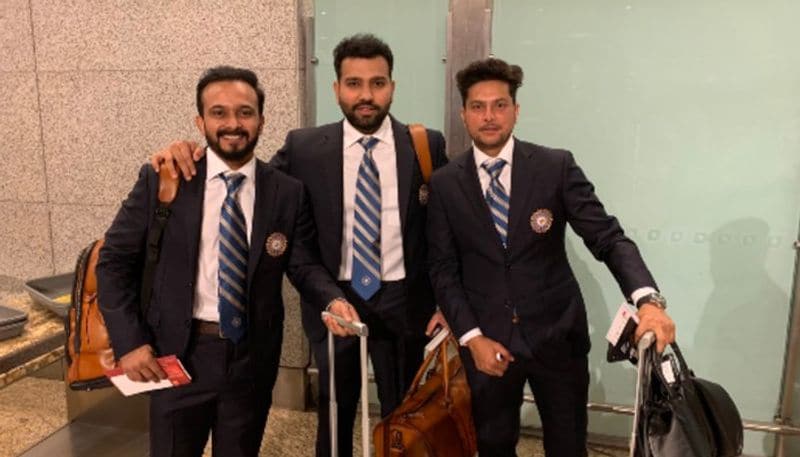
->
[65, 167, 179, 390]
[373, 335, 478, 456]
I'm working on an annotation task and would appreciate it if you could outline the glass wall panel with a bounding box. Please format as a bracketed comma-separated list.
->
[314, 0, 447, 129]
[494, 2, 800, 454]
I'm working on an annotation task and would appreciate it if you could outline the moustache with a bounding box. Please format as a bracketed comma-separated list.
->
[354, 103, 379, 111]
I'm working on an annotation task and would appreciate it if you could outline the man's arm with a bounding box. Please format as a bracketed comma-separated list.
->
[286, 185, 360, 336]
[96, 165, 166, 381]
[560, 151, 675, 351]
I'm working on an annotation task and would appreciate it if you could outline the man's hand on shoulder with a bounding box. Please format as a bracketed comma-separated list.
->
[323, 298, 362, 337]
[635, 304, 676, 353]
[149, 140, 204, 181]
[118, 344, 167, 382]
[466, 335, 514, 377]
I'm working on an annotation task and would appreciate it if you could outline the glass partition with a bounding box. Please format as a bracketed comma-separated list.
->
[494, 1, 800, 454]
[314, 0, 447, 130]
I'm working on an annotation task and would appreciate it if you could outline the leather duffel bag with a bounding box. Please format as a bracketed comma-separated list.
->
[373, 334, 477, 456]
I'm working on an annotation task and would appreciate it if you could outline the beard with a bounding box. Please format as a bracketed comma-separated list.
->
[340, 100, 392, 134]
[206, 127, 260, 164]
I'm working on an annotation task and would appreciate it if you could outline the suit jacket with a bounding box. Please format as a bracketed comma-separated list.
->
[97, 157, 341, 377]
[270, 116, 448, 342]
[427, 138, 657, 365]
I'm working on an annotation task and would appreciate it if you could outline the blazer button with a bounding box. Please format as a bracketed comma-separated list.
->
[512, 315, 520, 324]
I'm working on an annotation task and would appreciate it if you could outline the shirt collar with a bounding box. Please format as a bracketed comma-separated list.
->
[473, 135, 515, 170]
[206, 146, 256, 183]
[342, 115, 394, 150]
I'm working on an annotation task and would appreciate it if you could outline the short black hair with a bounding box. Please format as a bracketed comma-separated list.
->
[456, 58, 524, 106]
[196, 66, 265, 116]
[333, 34, 394, 79]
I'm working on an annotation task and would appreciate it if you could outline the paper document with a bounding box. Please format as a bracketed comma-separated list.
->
[105, 355, 191, 396]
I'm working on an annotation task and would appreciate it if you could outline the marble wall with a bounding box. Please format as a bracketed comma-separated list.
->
[1, 0, 309, 367]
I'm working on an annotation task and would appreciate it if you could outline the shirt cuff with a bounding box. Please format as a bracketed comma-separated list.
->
[459, 328, 483, 346]
[630, 287, 657, 307]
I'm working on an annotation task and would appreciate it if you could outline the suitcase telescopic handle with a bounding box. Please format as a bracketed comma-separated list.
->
[321, 311, 370, 457]
[630, 331, 656, 457]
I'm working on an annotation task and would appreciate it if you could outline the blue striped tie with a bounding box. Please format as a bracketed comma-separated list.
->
[482, 158, 510, 248]
[352, 136, 382, 300]
[219, 172, 248, 342]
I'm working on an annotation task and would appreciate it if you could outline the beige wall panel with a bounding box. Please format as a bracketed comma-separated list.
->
[49, 204, 119, 274]
[38, 70, 206, 205]
[31, 0, 297, 72]
[0, 72, 47, 202]
[280, 277, 309, 367]
[0, 202, 52, 280]
[0, 0, 35, 71]
[38, 69, 299, 206]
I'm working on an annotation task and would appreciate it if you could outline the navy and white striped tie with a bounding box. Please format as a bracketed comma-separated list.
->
[218, 172, 248, 342]
[352, 136, 382, 300]
[482, 158, 510, 248]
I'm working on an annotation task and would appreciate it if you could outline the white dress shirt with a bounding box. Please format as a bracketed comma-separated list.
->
[193, 148, 256, 322]
[459, 137, 655, 346]
[338, 116, 406, 281]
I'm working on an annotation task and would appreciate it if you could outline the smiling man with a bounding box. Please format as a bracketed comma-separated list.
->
[426, 58, 676, 456]
[97, 66, 345, 457]
[147, 35, 449, 457]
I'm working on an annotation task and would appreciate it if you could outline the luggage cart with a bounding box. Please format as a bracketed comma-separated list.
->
[322, 311, 370, 457]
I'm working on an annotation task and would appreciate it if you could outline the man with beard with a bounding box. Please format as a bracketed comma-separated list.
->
[427, 58, 676, 456]
[97, 66, 346, 457]
[149, 35, 449, 457]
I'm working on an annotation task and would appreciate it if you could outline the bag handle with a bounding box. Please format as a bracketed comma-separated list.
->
[409, 123, 433, 184]
[405, 334, 458, 401]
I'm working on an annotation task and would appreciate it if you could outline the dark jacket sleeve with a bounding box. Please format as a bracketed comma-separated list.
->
[286, 184, 345, 312]
[426, 172, 479, 339]
[96, 165, 154, 359]
[269, 131, 293, 173]
[560, 151, 657, 295]
[427, 129, 449, 171]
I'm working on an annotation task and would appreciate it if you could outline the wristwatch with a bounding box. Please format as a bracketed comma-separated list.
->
[635, 292, 667, 310]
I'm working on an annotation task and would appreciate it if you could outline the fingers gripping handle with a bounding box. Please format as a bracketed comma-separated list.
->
[322, 311, 369, 337]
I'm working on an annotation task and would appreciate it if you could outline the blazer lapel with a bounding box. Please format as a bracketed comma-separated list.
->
[317, 122, 345, 270]
[247, 161, 277, 288]
[507, 139, 536, 250]
[456, 149, 505, 251]
[392, 118, 414, 232]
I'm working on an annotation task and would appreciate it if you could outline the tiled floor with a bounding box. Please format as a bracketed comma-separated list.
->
[0, 376, 626, 457]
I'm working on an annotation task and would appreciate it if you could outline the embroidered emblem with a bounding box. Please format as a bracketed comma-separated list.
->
[231, 316, 242, 328]
[530, 209, 553, 234]
[265, 232, 288, 257]
[418, 184, 430, 205]
[361, 276, 372, 286]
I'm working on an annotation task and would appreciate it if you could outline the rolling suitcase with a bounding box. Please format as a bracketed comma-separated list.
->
[322, 311, 371, 457]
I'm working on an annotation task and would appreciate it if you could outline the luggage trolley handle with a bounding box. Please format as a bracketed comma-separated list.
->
[630, 331, 656, 457]
[321, 311, 370, 457]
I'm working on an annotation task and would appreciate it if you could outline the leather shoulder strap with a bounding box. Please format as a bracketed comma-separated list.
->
[409, 123, 433, 184]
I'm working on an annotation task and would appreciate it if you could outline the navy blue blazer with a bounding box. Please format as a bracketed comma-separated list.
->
[97, 157, 342, 375]
[269, 116, 448, 342]
[427, 138, 657, 364]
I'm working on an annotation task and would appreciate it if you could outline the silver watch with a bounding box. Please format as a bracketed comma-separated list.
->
[636, 292, 667, 310]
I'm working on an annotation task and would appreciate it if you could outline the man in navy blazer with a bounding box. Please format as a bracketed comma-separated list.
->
[427, 58, 676, 456]
[97, 67, 344, 457]
[148, 35, 449, 456]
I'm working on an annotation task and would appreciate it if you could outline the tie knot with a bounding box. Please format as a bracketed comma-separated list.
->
[358, 136, 379, 152]
[221, 172, 245, 196]
[482, 158, 506, 179]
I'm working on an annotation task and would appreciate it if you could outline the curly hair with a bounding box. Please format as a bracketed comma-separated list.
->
[456, 58, 524, 106]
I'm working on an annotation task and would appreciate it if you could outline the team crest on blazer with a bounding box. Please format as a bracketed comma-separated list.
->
[265, 232, 288, 257]
[530, 209, 553, 234]
[418, 184, 430, 205]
